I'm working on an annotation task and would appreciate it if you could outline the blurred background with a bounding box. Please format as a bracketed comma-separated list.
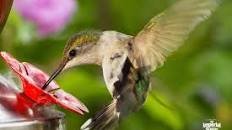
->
[0, 0, 232, 130]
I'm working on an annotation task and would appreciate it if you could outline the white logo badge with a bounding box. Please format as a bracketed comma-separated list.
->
[203, 119, 221, 130]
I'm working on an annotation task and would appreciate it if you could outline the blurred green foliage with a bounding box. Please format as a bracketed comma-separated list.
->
[1, 0, 232, 130]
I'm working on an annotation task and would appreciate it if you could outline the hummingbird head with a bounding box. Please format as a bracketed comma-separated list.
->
[42, 30, 102, 89]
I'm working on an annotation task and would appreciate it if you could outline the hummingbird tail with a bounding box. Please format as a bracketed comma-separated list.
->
[81, 99, 119, 130]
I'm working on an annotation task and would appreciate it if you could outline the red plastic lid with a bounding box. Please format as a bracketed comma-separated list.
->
[0, 52, 88, 115]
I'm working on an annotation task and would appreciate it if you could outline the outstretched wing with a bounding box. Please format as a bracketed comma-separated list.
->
[132, 0, 219, 72]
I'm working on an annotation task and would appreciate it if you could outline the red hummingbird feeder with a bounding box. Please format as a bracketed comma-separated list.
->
[0, 52, 88, 117]
[0, 1, 87, 129]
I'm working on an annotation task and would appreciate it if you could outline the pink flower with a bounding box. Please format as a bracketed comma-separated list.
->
[14, 0, 77, 37]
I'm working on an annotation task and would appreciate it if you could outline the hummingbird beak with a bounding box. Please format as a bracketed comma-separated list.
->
[42, 58, 69, 90]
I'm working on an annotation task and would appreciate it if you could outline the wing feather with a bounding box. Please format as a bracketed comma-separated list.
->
[132, 0, 220, 72]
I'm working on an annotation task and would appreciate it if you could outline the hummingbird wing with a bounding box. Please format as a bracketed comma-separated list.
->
[132, 0, 219, 72]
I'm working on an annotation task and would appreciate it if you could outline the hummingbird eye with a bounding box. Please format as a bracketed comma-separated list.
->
[69, 49, 77, 58]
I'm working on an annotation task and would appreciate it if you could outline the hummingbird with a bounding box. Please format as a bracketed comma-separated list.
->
[42, 0, 219, 129]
